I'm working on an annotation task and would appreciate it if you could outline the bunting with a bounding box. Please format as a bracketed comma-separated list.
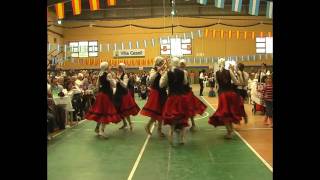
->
[89, 0, 100, 11]
[55, 3, 65, 19]
[71, 0, 82, 15]
[107, 0, 116, 6]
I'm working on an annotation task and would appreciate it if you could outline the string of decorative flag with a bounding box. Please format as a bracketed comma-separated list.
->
[54, 53, 273, 69]
[48, 28, 272, 60]
[53, 0, 272, 20]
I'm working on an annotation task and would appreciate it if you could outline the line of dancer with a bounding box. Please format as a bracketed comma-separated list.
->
[85, 56, 246, 143]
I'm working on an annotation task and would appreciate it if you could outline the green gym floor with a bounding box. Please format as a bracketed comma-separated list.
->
[48, 92, 273, 180]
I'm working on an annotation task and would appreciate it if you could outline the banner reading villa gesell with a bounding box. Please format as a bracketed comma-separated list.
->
[113, 49, 145, 58]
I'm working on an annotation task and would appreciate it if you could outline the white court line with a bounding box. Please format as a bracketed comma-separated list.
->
[127, 124, 155, 180]
[51, 119, 86, 138]
[234, 131, 273, 172]
[166, 146, 172, 179]
[200, 96, 273, 172]
[194, 112, 209, 120]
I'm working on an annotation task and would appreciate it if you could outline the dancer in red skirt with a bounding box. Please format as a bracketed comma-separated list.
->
[179, 59, 207, 132]
[208, 58, 243, 139]
[114, 63, 141, 131]
[85, 61, 122, 138]
[160, 57, 191, 145]
[140, 56, 168, 137]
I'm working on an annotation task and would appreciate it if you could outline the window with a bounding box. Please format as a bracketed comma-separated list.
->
[256, 37, 273, 54]
[160, 38, 192, 56]
[69, 41, 98, 57]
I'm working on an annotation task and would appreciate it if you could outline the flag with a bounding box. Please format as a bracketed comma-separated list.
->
[129, 41, 132, 49]
[71, 0, 82, 15]
[151, 39, 155, 47]
[136, 41, 140, 48]
[236, 30, 240, 39]
[205, 29, 209, 37]
[55, 3, 65, 19]
[232, 0, 242, 12]
[228, 30, 232, 39]
[220, 29, 224, 39]
[144, 40, 147, 48]
[107, 0, 116, 7]
[197, 0, 208, 5]
[89, 0, 100, 11]
[249, 0, 260, 16]
[198, 29, 202, 38]
[215, 0, 224, 8]
[260, 32, 263, 37]
[244, 31, 247, 40]
[266, 1, 273, 19]
[212, 30, 216, 38]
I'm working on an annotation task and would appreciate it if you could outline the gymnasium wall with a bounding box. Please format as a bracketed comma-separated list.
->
[49, 15, 273, 68]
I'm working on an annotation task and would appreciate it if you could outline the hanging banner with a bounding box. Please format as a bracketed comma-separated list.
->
[266, 1, 273, 19]
[71, 0, 82, 15]
[220, 29, 224, 39]
[236, 30, 240, 39]
[151, 38, 155, 47]
[129, 41, 132, 49]
[121, 42, 124, 50]
[260, 32, 263, 37]
[198, 29, 202, 38]
[144, 40, 147, 48]
[191, 32, 194, 39]
[215, 0, 225, 8]
[107, 0, 116, 6]
[197, 0, 208, 5]
[114, 43, 117, 51]
[228, 30, 232, 39]
[244, 31, 247, 40]
[89, 0, 100, 11]
[136, 41, 140, 49]
[113, 49, 145, 58]
[107, 43, 110, 51]
[205, 29, 209, 37]
[249, 0, 261, 16]
[213, 30, 216, 38]
[232, 0, 242, 12]
[55, 3, 65, 19]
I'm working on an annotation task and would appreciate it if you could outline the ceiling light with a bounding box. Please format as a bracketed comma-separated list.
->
[57, 20, 62, 25]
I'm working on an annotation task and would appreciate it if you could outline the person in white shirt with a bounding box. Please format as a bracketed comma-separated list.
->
[199, 69, 205, 96]
[236, 63, 249, 123]
[160, 57, 190, 145]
